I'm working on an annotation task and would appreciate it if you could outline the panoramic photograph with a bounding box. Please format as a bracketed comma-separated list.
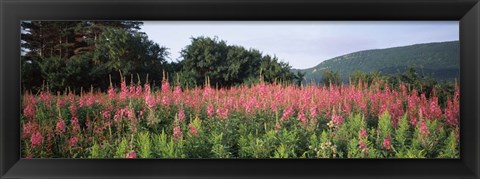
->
[20, 21, 459, 158]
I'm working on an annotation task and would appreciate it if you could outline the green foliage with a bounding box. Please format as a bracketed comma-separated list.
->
[273, 144, 292, 158]
[305, 130, 339, 158]
[394, 114, 410, 152]
[346, 137, 376, 158]
[115, 138, 129, 158]
[238, 130, 277, 158]
[438, 131, 459, 158]
[88, 141, 102, 158]
[377, 111, 393, 143]
[395, 148, 426, 158]
[179, 36, 296, 88]
[152, 130, 185, 158]
[321, 69, 341, 86]
[210, 131, 231, 158]
[274, 129, 298, 158]
[136, 132, 152, 158]
[21, 21, 168, 93]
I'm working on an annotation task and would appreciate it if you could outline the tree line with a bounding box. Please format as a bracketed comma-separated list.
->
[21, 21, 303, 93]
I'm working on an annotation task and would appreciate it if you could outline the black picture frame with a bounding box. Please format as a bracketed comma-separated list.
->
[1, 0, 479, 178]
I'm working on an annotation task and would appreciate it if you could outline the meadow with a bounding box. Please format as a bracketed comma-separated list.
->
[20, 77, 459, 159]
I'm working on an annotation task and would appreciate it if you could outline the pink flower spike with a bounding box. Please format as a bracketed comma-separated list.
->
[173, 126, 183, 140]
[68, 136, 78, 147]
[189, 123, 198, 136]
[359, 128, 368, 139]
[55, 120, 66, 134]
[382, 137, 392, 150]
[125, 150, 137, 158]
[30, 131, 44, 149]
[177, 109, 185, 122]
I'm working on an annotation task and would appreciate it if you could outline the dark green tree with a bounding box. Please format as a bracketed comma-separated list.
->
[179, 36, 296, 88]
[21, 21, 169, 93]
[321, 69, 341, 86]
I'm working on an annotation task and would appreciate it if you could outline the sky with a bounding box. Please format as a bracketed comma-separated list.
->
[140, 21, 459, 69]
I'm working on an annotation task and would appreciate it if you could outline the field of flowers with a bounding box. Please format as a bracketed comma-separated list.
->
[21, 79, 459, 158]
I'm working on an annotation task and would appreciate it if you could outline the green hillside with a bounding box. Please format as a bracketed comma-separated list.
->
[295, 41, 459, 83]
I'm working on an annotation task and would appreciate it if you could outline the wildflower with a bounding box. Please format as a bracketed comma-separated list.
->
[144, 83, 151, 95]
[71, 116, 80, 133]
[203, 86, 213, 99]
[309, 105, 317, 120]
[173, 126, 182, 140]
[23, 103, 35, 119]
[129, 85, 136, 96]
[358, 140, 369, 154]
[135, 85, 143, 96]
[126, 150, 137, 158]
[419, 120, 430, 137]
[102, 110, 111, 119]
[445, 100, 459, 126]
[207, 104, 215, 117]
[331, 114, 343, 127]
[56, 98, 65, 107]
[297, 112, 307, 125]
[86, 95, 95, 106]
[358, 140, 367, 149]
[78, 97, 85, 107]
[145, 94, 156, 109]
[69, 103, 77, 116]
[22, 121, 38, 139]
[68, 136, 78, 147]
[173, 86, 182, 102]
[108, 86, 116, 99]
[281, 106, 294, 121]
[161, 80, 170, 93]
[382, 137, 392, 150]
[327, 120, 335, 128]
[359, 128, 368, 139]
[126, 108, 136, 119]
[189, 123, 198, 136]
[177, 109, 185, 122]
[161, 96, 170, 107]
[39, 91, 51, 102]
[30, 131, 43, 149]
[55, 120, 66, 134]
[429, 97, 443, 120]
[216, 107, 229, 119]
[119, 80, 128, 101]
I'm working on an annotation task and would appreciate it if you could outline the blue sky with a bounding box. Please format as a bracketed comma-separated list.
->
[141, 21, 459, 69]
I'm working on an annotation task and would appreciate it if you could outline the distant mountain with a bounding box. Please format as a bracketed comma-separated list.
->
[294, 41, 459, 83]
